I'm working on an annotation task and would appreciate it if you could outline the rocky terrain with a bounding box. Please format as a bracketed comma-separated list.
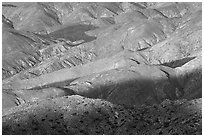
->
[2, 2, 202, 135]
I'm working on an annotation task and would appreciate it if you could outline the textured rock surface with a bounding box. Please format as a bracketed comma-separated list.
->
[2, 96, 202, 135]
[3, 50, 147, 90]
[65, 65, 184, 106]
[2, 2, 202, 135]
[175, 53, 202, 100]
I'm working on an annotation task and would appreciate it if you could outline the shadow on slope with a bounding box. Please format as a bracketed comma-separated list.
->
[2, 95, 202, 135]
[46, 23, 98, 43]
[160, 56, 196, 68]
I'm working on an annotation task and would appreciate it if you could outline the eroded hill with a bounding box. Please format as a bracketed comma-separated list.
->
[2, 2, 202, 135]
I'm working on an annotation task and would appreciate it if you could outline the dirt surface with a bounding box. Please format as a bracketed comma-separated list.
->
[2, 96, 202, 135]
[2, 2, 202, 135]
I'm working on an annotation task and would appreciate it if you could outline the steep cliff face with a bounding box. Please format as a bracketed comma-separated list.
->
[2, 2, 202, 135]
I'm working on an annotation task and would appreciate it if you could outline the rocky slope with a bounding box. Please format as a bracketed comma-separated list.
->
[2, 2, 202, 135]
[2, 96, 202, 135]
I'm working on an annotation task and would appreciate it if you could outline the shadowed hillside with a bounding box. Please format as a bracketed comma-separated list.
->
[2, 2, 202, 135]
